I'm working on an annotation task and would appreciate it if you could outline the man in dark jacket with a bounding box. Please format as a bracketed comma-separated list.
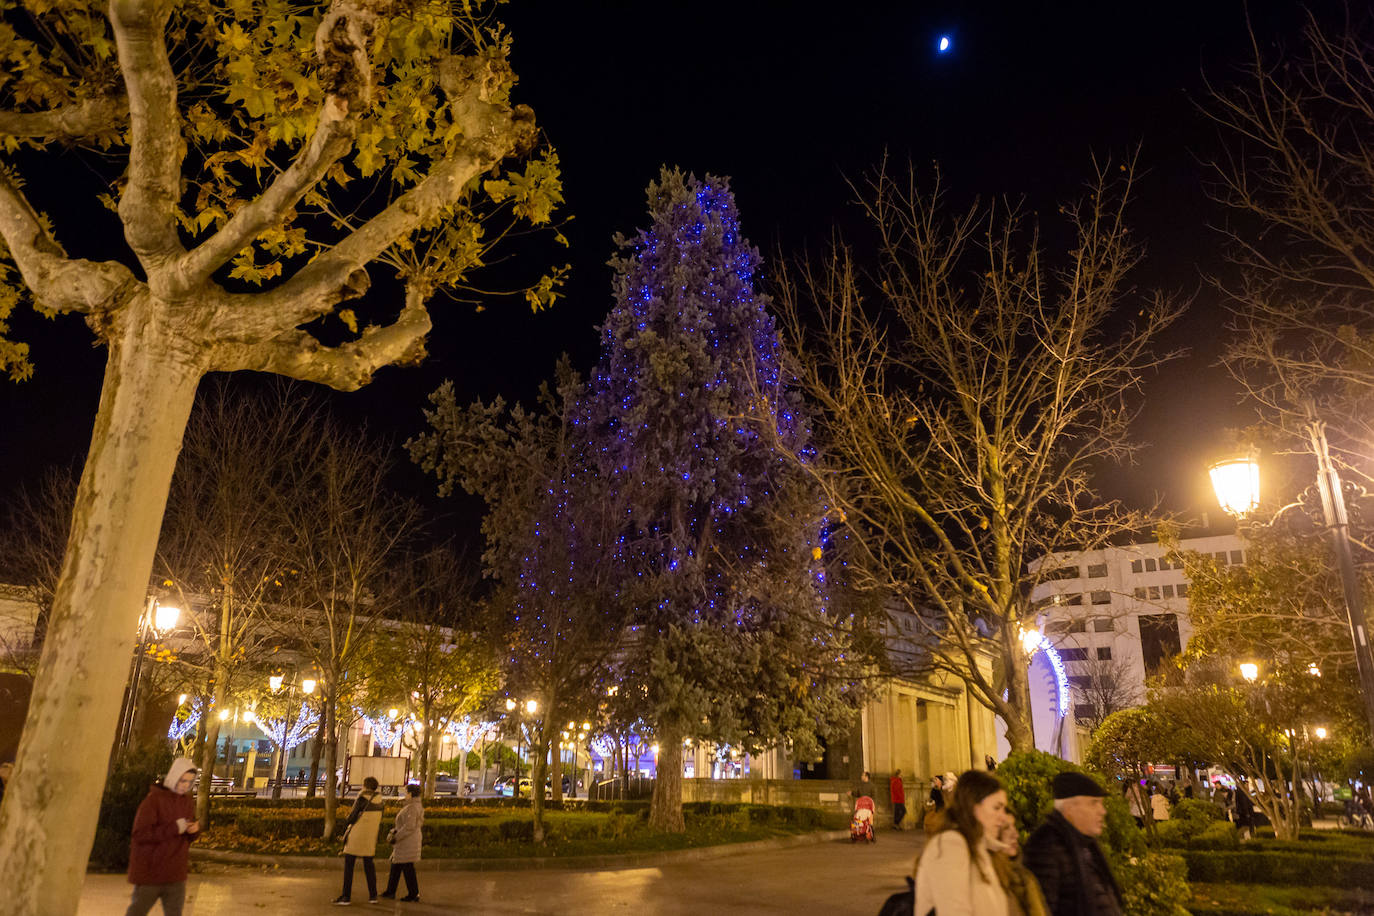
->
[1023, 771, 1123, 916]
[126, 757, 201, 916]
[850, 770, 877, 802]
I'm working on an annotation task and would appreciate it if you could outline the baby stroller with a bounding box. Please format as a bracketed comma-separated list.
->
[850, 796, 876, 843]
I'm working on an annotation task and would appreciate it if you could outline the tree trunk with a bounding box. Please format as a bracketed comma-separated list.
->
[322, 692, 339, 838]
[195, 709, 224, 825]
[307, 710, 327, 798]
[551, 730, 563, 804]
[0, 306, 202, 916]
[531, 729, 550, 844]
[649, 723, 686, 833]
[478, 738, 487, 792]
[1000, 653, 1036, 753]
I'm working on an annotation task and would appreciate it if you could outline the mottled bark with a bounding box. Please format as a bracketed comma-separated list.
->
[649, 723, 685, 833]
[0, 296, 202, 915]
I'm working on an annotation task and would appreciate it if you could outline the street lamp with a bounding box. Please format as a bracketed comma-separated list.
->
[504, 699, 538, 796]
[268, 672, 315, 799]
[116, 598, 182, 750]
[1211, 430, 1374, 740]
[1240, 663, 1259, 684]
[1315, 726, 1328, 740]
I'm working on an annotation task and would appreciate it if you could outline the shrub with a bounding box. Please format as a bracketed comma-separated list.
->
[1117, 852, 1191, 916]
[90, 744, 174, 871]
[997, 750, 1145, 862]
[1153, 799, 1235, 849]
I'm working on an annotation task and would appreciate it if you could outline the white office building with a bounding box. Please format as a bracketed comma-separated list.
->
[1003, 532, 1246, 762]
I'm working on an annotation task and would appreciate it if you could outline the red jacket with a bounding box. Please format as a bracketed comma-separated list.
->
[127, 784, 199, 885]
[889, 776, 906, 804]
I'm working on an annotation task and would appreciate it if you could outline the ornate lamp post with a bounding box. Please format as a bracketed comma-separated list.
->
[1210, 440, 1374, 740]
[268, 672, 316, 799]
[116, 598, 181, 751]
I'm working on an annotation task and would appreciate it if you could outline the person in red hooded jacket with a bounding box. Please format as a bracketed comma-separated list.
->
[125, 757, 201, 916]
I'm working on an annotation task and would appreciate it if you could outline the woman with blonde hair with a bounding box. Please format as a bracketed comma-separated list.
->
[913, 769, 1012, 916]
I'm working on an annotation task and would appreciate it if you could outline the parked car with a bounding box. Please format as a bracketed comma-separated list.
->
[500, 777, 552, 798]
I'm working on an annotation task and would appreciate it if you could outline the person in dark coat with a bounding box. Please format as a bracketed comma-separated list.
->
[334, 776, 384, 905]
[1022, 772, 1123, 916]
[851, 770, 877, 801]
[1235, 785, 1256, 840]
[125, 757, 201, 916]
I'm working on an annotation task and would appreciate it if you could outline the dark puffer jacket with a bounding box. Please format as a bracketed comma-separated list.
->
[1021, 811, 1122, 916]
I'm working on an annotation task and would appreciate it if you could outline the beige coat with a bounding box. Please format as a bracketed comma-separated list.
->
[388, 797, 424, 863]
[914, 830, 1011, 916]
[342, 790, 384, 857]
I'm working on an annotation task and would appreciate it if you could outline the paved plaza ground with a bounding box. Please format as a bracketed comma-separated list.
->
[78, 827, 923, 914]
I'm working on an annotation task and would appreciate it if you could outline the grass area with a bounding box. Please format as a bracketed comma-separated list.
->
[197, 801, 849, 859]
[1188, 882, 1374, 916]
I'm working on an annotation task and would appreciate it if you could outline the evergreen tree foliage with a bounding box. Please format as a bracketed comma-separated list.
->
[591, 168, 856, 831]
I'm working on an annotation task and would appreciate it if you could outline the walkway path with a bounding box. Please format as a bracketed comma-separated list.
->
[79, 827, 923, 914]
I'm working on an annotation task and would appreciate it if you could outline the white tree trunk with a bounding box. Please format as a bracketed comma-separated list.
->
[0, 296, 202, 916]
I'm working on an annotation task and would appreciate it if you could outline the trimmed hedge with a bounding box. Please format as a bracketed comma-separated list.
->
[1182, 850, 1374, 887]
[209, 800, 824, 850]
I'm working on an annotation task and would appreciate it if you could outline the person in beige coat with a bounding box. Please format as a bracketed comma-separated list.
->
[333, 776, 384, 905]
[913, 769, 1013, 916]
[380, 784, 424, 902]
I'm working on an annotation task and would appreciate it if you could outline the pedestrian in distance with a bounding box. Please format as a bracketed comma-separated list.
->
[850, 769, 876, 802]
[912, 768, 1015, 916]
[1022, 771, 1123, 916]
[889, 768, 907, 831]
[924, 774, 946, 833]
[125, 757, 201, 916]
[1150, 786, 1171, 822]
[1234, 785, 1256, 841]
[380, 784, 424, 902]
[334, 775, 384, 905]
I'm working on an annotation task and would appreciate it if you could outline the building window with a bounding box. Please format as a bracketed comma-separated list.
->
[1144, 558, 1158, 572]
[1068, 675, 1093, 689]
[1090, 590, 1112, 605]
[1045, 621, 1070, 635]
[1148, 586, 1161, 600]
[1092, 618, 1114, 632]
[1215, 551, 1229, 565]
[1046, 565, 1080, 580]
[1064, 594, 1083, 606]
[1162, 584, 1175, 598]
[1074, 703, 1097, 721]
[1230, 549, 1244, 565]
[1130, 559, 1143, 574]
[1097, 646, 1113, 660]
[1177, 583, 1189, 598]
[1061, 648, 1089, 661]
[1134, 587, 1147, 599]
[1068, 619, 1087, 633]
[1087, 563, 1108, 579]
[1140, 613, 1183, 674]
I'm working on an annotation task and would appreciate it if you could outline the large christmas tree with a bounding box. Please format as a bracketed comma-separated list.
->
[593, 169, 855, 831]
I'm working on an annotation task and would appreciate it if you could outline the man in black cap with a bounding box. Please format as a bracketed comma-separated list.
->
[1022, 771, 1123, 916]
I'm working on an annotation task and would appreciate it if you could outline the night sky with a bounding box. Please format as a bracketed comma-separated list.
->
[0, 0, 1338, 542]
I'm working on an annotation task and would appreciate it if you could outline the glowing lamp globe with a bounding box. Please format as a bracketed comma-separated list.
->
[269, 674, 285, 692]
[525, 699, 538, 715]
[301, 678, 317, 695]
[505, 698, 517, 711]
[1209, 457, 1260, 517]
[938, 35, 951, 52]
[1315, 726, 1328, 739]
[1239, 662, 1259, 683]
[153, 603, 181, 632]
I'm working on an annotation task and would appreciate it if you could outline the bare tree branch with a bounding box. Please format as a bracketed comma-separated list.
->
[0, 95, 126, 140]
